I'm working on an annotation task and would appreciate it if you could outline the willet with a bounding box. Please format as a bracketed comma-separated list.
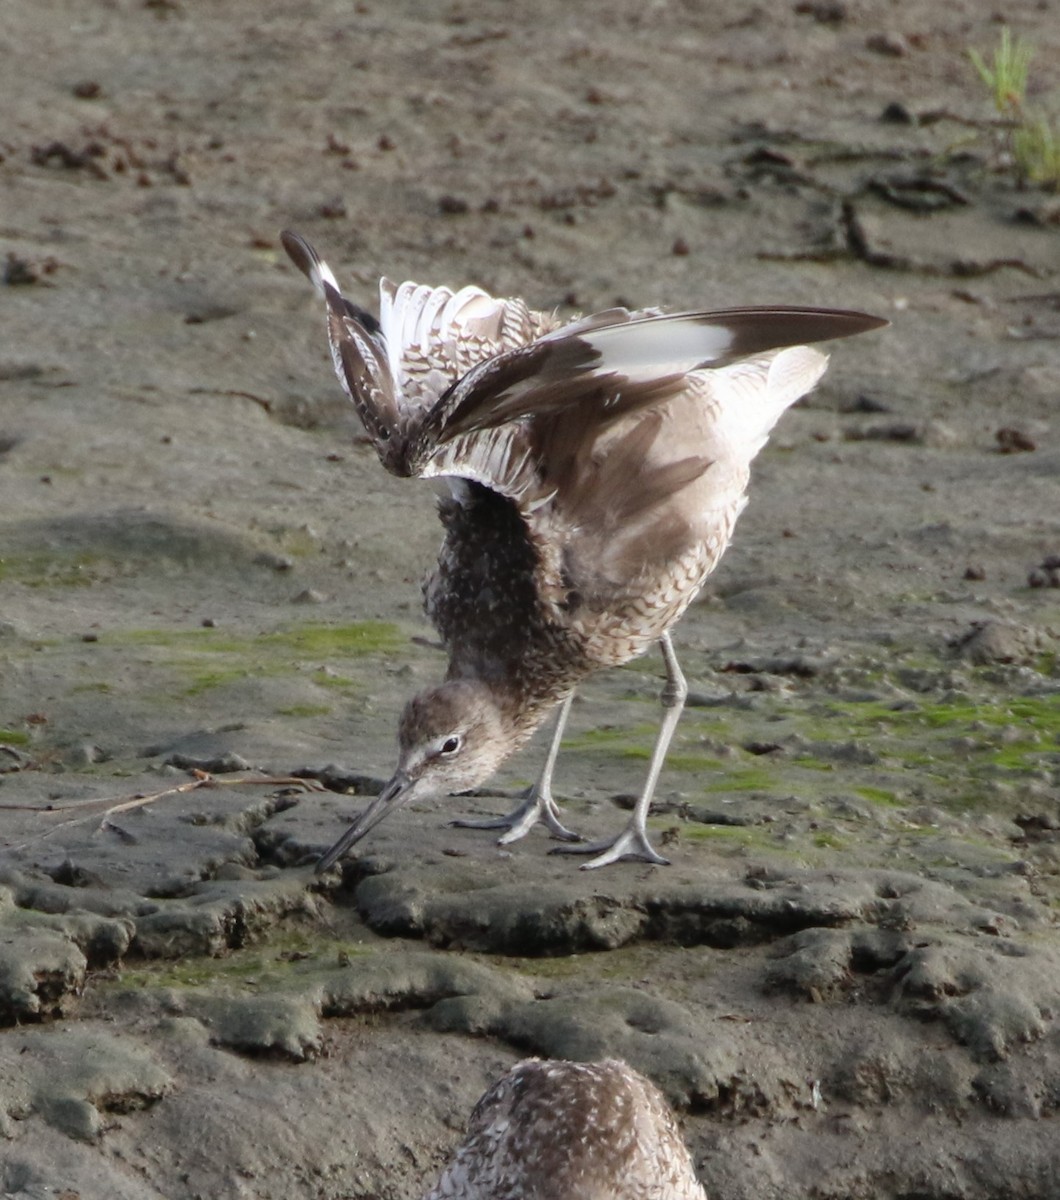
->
[282, 231, 885, 869]
[423, 1058, 707, 1200]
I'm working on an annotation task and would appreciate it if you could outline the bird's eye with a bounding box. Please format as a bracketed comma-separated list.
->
[440, 735, 461, 755]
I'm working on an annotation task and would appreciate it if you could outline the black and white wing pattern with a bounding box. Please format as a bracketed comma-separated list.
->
[282, 230, 559, 471]
[282, 230, 886, 505]
[281, 231, 400, 460]
[409, 302, 886, 468]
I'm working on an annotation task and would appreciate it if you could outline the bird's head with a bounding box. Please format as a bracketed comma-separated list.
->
[315, 679, 510, 871]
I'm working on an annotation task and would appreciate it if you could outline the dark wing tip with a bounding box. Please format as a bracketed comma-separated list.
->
[280, 229, 318, 281]
[715, 305, 889, 340]
[698, 305, 888, 365]
[820, 308, 890, 338]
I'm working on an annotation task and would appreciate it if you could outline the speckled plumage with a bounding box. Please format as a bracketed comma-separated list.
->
[424, 1059, 707, 1200]
[281, 231, 886, 869]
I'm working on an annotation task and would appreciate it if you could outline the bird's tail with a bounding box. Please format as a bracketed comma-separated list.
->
[710, 344, 828, 462]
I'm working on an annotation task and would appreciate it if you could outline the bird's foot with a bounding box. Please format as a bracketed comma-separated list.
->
[550, 822, 670, 870]
[452, 788, 582, 845]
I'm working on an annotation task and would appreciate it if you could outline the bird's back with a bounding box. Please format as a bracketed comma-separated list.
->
[423, 1059, 707, 1200]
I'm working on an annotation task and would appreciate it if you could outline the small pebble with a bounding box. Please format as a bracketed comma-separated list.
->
[794, 0, 847, 23]
[880, 100, 915, 124]
[865, 31, 910, 56]
[4, 253, 59, 285]
[996, 427, 1036, 453]
[253, 552, 294, 572]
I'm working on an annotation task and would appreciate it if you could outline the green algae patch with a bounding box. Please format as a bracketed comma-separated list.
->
[663, 753, 727, 773]
[259, 623, 403, 655]
[276, 703, 333, 718]
[838, 694, 1058, 736]
[114, 621, 401, 656]
[791, 754, 837, 772]
[69, 680, 113, 694]
[0, 550, 106, 588]
[274, 527, 320, 558]
[701, 765, 777, 793]
[813, 831, 848, 850]
[613, 745, 651, 761]
[0, 728, 31, 745]
[790, 690, 1059, 818]
[987, 738, 1052, 771]
[119, 628, 256, 652]
[105, 621, 403, 696]
[116, 958, 261, 991]
[562, 723, 661, 764]
[181, 665, 271, 697]
[855, 785, 902, 807]
[564, 723, 658, 750]
[311, 668, 358, 689]
[502, 944, 653, 984]
[112, 930, 378, 994]
[553, 681, 1060, 846]
[681, 822, 778, 850]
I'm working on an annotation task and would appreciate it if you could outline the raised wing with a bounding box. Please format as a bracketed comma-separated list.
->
[378, 278, 558, 407]
[405, 304, 888, 477]
[406, 304, 887, 474]
[281, 231, 404, 466]
[283, 230, 887, 492]
[282, 230, 559, 470]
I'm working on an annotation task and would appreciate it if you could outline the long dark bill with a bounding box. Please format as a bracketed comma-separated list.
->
[315, 771, 413, 873]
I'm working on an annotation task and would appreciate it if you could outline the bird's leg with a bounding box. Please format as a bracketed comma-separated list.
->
[451, 692, 582, 843]
[552, 633, 686, 869]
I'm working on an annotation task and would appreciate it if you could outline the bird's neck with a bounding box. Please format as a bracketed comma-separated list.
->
[450, 666, 580, 754]
[501, 683, 573, 751]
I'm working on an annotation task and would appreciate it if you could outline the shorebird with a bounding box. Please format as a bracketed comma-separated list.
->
[282, 231, 885, 870]
[423, 1058, 707, 1200]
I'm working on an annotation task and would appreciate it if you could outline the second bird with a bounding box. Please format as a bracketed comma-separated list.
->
[282, 231, 886, 871]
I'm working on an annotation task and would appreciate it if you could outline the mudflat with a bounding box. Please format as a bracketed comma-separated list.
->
[1, 3, 1058, 1197]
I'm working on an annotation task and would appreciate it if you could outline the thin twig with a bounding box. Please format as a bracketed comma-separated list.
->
[4, 772, 326, 849]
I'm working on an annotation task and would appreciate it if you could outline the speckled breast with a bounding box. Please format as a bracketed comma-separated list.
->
[574, 542, 718, 667]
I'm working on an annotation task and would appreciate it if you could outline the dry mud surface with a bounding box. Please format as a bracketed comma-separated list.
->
[2, 2, 1059, 1197]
